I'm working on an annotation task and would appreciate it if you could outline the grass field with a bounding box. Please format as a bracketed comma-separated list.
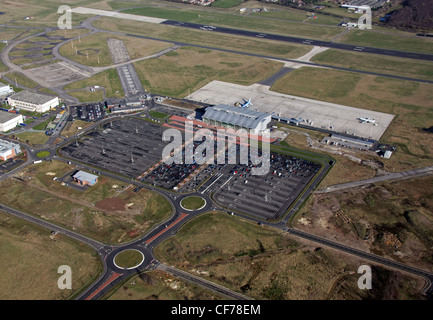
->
[211, 0, 243, 8]
[133, 46, 283, 98]
[271, 67, 433, 172]
[0, 160, 173, 244]
[15, 132, 49, 146]
[311, 49, 433, 81]
[7, 72, 39, 89]
[93, 17, 311, 60]
[58, 32, 174, 67]
[122, 6, 342, 40]
[154, 212, 425, 299]
[338, 29, 433, 55]
[64, 69, 124, 102]
[0, 210, 101, 300]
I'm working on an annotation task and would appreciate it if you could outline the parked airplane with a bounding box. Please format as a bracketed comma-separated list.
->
[236, 98, 252, 108]
[358, 117, 375, 123]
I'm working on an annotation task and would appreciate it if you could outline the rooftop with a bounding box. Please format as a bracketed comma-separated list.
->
[202, 104, 270, 129]
[8, 90, 58, 105]
[73, 170, 98, 182]
[0, 110, 21, 124]
[0, 139, 19, 152]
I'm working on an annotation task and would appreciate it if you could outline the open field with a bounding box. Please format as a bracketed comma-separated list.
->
[121, 6, 342, 40]
[106, 270, 224, 300]
[270, 67, 433, 172]
[311, 49, 433, 81]
[0, 210, 100, 300]
[133, 46, 284, 98]
[338, 29, 433, 55]
[6, 72, 39, 89]
[154, 212, 425, 300]
[58, 32, 174, 67]
[0, 0, 91, 27]
[14, 132, 49, 146]
[64, 68, 124, 101]
[93, 17, 312, 60]
[0, 160, 173, 244]
[295, 175, 433, 273]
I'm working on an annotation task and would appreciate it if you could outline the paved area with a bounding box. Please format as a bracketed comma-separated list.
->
[187, 80, 394, 140]
[71, 7, 167, 24]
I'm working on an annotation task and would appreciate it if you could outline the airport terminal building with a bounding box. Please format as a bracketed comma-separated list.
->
[202, 104, 271, 133]
[0, 110, 24, 132]
[7, 90, 59, 113]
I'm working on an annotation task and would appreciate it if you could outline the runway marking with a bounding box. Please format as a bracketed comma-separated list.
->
[85, 272, 122, 300]
[145, 213, 188, 244]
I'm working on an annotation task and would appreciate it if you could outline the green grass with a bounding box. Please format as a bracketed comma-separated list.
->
[122, 6, 341, 40]
[180, 196, 206, 210]
[15, 132, 48, 145]
[114, 250, 143, 269]
[7, 72, 39, 89]
[149, 110, 169, 119]
[32, 116, 55, 130]
[338, 29, 433, 54]
[211, 0, 243, 8]
[311, 49, 433, 81]
[36, 151, 50, 158]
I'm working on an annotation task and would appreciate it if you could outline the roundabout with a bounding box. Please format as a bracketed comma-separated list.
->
[113, 249, 145, 270]
[179, 196, 206, 211]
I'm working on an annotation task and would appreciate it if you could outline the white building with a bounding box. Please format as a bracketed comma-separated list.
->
[0, 110, 23, 132]
[0, 139, 21, 161]
[202, 104, 271, 133]
[7, 90, 59, 113]
[0, 84, 14, 96]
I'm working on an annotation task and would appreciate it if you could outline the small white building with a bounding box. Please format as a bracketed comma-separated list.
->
[7, 90, 59, 113]
[0, 84, 14, 96]
[0, 110, 23, 132]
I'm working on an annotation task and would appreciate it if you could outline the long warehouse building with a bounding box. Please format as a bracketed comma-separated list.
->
[0, 110, 24, 132]
[202, 104, 271, 133]
[7, 90, 59, 113]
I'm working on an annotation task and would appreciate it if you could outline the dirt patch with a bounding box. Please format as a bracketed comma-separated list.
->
[95, 197, 126, 211]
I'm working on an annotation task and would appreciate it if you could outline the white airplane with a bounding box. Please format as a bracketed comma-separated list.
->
[358, 117, 375, 123]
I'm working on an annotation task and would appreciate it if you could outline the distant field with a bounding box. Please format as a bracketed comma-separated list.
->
[7, 72, 39, 89]
[338, 29, 433, 54]
[154, 212, 425, 300]
[134, 46, 284, 98]
[59, 32, 174, 67]
[0, 210, 101, 300]
[122, 6, 342, 40]
[311, 49, 433, 81]
[93, 17, 311, 60]
[64, 69, 124, 101]
[271, 67, 433, 172]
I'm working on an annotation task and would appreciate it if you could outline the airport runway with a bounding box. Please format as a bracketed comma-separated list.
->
[161, 20, 433, 62]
